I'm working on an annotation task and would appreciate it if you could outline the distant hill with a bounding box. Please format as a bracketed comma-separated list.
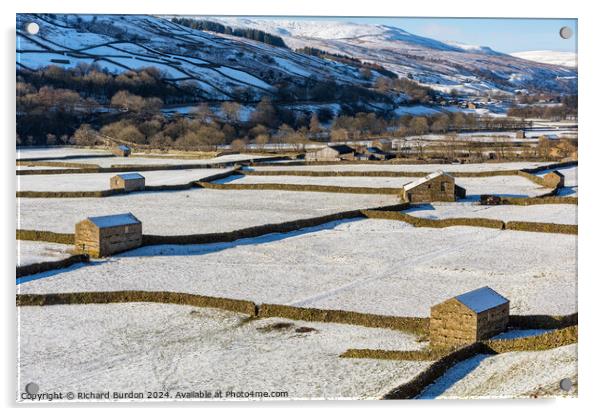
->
[205, 17, 578, 95]
[510, 51, 577, 68]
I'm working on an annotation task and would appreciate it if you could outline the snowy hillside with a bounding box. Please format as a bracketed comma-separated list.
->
[205, 17, 577, 95]
[16, 14, 577, 105]
[16, 14, 375, 102]
[510, 51, 577, 68]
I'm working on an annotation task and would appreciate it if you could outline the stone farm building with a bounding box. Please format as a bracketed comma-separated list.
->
[110, 173, 145, 192]
[401, 171, 466, 203]
[430, 286, 510, 348]
[305, 144, 355, 162]
[543, 170, 565, 188]
[75, 213, 142, 258]
[112, 144, 131, 157]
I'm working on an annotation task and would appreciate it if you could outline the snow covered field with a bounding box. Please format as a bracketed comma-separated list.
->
[17, 190, 397, 234]
[418, 344, 577, 399]
[17, 241, 72, 267]
[17, 165, 76, 171]
[456, 176, 548, 199]
[252, 162, 550, 173]
[18, 219, 577, 317]
[220, 174, 416, 188]
[225, 174, 548, 198]
[17, 169, 230, 192]
[17, 303, 429, 400]
[34, 153, 274, 168]
[16, 147, 112, 160]
[404, 203, 577, 225]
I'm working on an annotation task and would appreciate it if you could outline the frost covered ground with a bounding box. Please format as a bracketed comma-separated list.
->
[16, 190, 397, 234]
[224, 174, 549, 198]
[418, 344, 577, 399]
[17, 241, 73, 267]
[18, 219, 577, 317]
[252, 161, 550, 173]
[17, 169, 229, 192]
[17, 303, 429, 401]
[404, 203, 577, 225]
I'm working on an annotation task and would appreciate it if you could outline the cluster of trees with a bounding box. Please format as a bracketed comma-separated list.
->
[295, 47, 398, 79]
[507, 103, 577, 120]
[172, 18, 288, 48]
[18, 65, 201, 104]
[328, 112, 526, 143]
[374, 77, 436, 104]
[16, 78, 169, 145]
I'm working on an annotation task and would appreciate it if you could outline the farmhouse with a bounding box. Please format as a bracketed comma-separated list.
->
[543, 170, 565, 188]
[401, 171, 466, 203]
[112, 144, 131, 157]
[430, 286, 510, 348]
[305, 145, 355, 162]
[75, 213, 142, 258]
[110, 173, 145, 192]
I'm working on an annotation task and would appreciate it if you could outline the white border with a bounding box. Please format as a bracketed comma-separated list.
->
[3, 0, 601, 414]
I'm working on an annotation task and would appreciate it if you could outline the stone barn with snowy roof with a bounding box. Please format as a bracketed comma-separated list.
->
[401, 171, 466, 203]
[430, 286, 510, 348]
[305, 144, 355, 162]
[75, 213, 142, 258]
[110, 173, 145, 192]
[112, 144, 131, 157]
[543, 170, 565, 188]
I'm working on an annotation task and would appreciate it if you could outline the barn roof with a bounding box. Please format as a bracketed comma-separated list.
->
[455, 286, 509, 313]
[366, 147, 386, 154]
[87, 213, 140, 228]
[328, 144, 354, 154]
[403, 171, 452, 191]
[115, 173, 145, 180]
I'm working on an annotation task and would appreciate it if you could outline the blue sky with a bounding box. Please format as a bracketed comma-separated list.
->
[238, 16, 577, 53]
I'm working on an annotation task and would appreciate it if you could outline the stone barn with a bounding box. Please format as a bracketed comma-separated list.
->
[430, 286, 510, 348]
[401, 171, 466, 203]
[305, 144, 355, 162]
[543, 170, 565, 188]
[75, 213, 142, 258]
[110, 173, 145, 192]
[112, 144, 131, 157]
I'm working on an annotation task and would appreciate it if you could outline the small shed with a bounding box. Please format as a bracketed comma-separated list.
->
[371, 138, 393, 152]
[543, 170, 565, 188]
[305, 144, 355, 162]
[110, 173, 145, 192]
[401, 171, 465, 203]
[366, 146, 390, 160]
[516, 130, 526, 139]
[112, 144, 131, 157]
[430, 286, 510, 348]
[75, 213, 142, 258]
